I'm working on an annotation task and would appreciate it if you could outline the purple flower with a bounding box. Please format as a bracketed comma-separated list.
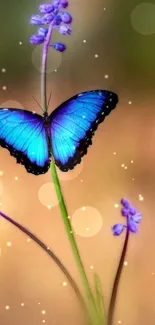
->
[37, 27, 48, 37]
[52, 42, 66, 52]
[53, 0, 61, 8]
[30, 15, 43, 25]
[42, 13, 54, 24]
[112, 198, 142, 236]
[58, 24, 72, 35]
[30, 34, 45, 45]
[60, 0, 68, 8]
[60, 12, 72, 23]
[128, 219, 138, 233]
[120, 198, 131, 209]
[112, 224, 125, 236]
[54, 15, 62, 25]
[39, 4, 54, 13]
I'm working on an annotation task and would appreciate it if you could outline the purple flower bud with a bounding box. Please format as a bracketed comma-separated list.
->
[121, 207, 130, 217]
[54, 15, 62, 25]
[58, 24, 72, 35]
[37, 27, 48, 37]
[120, 198, 131, 209]
[39, 4, 54, 13]
[112, 224, 125, 236]
[52, 0, 61, 8]
[52, 42, 66, 52]
[128, 219, 138, 233]
[42, 13, 54, 24]
[129, 206, 137, 215]
[61, 12, 72, 24]
[30, 15, 43, 25]
[30, 34, 45, 45]
[60, 0, 68, 8]
[131, 213, 142, 224]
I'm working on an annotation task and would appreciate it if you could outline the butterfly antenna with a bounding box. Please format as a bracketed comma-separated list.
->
[32, 96, 44, 112]
[47, 92, 52, 109]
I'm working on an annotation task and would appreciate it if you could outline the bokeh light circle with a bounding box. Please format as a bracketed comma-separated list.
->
[71, 206, 103, 237]
[56, 162, 83, 181]
[38, 182, 60, 207]
[31, 46, 62, 73]
[130, 3, 155, 35]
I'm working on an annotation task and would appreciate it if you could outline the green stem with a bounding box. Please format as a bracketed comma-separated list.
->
[0, 211, 88, 315]
[94, 273, 105, 324]
[40, 13, 99, 325]
[50, 160, 100, 325]
[107, 224, 129, 325]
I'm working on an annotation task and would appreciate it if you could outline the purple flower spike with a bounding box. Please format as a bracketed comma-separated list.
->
[58, 24, 72, 35]
[112, 224, 125, 236]
[30, 15, 43, 25]
[37, 27, 48, 37]
[120, 198, 131, 209]
[60, 0, 68, 8]
[30, 34, 45, 45]
[39, 4, 54, 14]
[128, 219, 138, 233]
[129, 206, 137, 215]
[61, 12, 72, 24]
[52, 42, 66, 52]
[42, 13, 54, 24]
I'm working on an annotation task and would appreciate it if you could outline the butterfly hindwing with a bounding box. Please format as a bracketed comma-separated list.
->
[0, 108, 50, 175]
[50, 90, 118, 171]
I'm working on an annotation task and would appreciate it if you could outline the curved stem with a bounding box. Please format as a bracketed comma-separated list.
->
[107, 224, 129, 325]
[50, 161, 99, 325]
[0, 211, 87, 315]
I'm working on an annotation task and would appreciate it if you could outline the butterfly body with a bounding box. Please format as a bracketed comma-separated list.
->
[0, 90, 118, 175]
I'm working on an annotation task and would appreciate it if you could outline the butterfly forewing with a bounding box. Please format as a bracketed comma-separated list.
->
[50, 90, 118, 171]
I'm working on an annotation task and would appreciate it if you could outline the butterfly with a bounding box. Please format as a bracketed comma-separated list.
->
[0, 90, 118, 175]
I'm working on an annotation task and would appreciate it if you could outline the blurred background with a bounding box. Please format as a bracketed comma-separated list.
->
[0, 0, 155, 324]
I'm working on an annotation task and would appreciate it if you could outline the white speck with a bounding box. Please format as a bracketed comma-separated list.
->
[63, 281, 67, 286]
[41, 310, 46, 315]
[82, 207, 86, 211]
[83, 39, 87, 43]
[113, 152, 116, 155]
[47, 205, 52, 209]
[7, 241, 12, 247]
[2, 86, 7, 90]
[124, 166, 128, 169]
[19, 41, 22, 45]
[80, 179, 83, 182]
[124, 261, 128, 266]
[131, 160, 134, 163]
[152, 272, 154, 275]
[139, 194, 144, 201]
[121, 164, 125, 167]
[15, 176, 18, 180]
[90, 265, 94, 269]
[1, 68, 6, 73]
[86, 227, 89, 231]
[27, 237, 31, 243]
[114, 203, 119, 208]
[128, 101, 132, 105]
[42, 321, 46, 324]
[104, 7, 106, 10]
[104, 74, 109, 79]
[132, 178, 134, 181]
[118, 321, 122, 324]
[0, 171, 3, 176]
[21, 303, 24, 307]
[95, 54, 99, 58]
[54, 69, 57, 72]
[5, 306, 10, 310]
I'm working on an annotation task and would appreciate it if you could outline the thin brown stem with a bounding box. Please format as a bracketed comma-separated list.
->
[107, 225, 129, 325]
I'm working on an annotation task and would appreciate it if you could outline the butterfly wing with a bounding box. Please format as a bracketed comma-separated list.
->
[50, 90, 118, 171]
[0, 108, 50, 175]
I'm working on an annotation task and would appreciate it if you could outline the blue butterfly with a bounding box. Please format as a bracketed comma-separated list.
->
[0, 90, 118, 175]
